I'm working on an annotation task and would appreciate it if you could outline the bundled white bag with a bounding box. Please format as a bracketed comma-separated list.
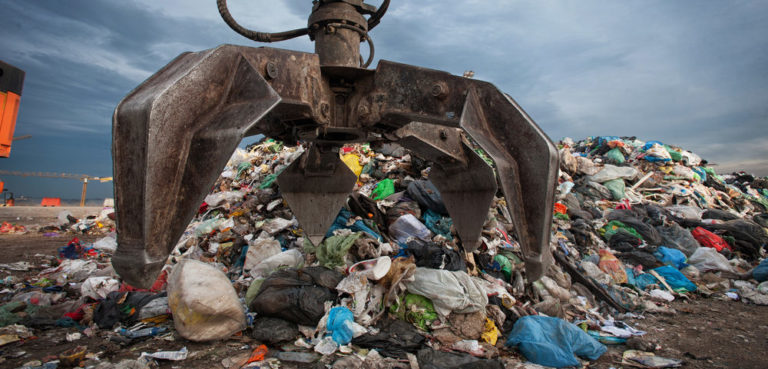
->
[168, 260, 246, 341]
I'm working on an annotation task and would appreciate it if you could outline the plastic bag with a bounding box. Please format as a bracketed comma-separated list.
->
[754, 259, 768, 282]
[250, 267, 342, 326]
[506, 315, 606, 368]
[81, 277, 120, 300]
[167, 260, 246, 341]
[341, 153, 363, 178]
[692, 227, 732, 252]
[598, 249, 628, 284]
[657, 224, 700, 257]
[605, 147, 625, 164]
[92, 235, 117, 253]
[603, 178, 626, 200]
[653, 246, 688, 269]
[203, 190, 245, 207]
[327, 306, 356, 345]
[688, 247, 734, 273]
[251, 317, 299, 344]
[243, 238, 282, 271]
[404, 268, 488, 317]
[587, 164, 638, 183]
[372, 178, 395, 200]
[389, 293, 438, 331]
[407, 180, 448, 214]
[389, 214, 432, 245]
[404, 239, 465, 271]
[314, 233, 362, 269]
[423, 209, 453, 240]
[650, 265, 697, 293]
[249, 248, 304, 278]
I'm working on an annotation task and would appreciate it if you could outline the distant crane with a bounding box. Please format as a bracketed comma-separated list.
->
[0, 170, 112, 206]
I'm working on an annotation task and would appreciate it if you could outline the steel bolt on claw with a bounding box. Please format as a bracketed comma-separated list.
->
[111, 0, 559, 288]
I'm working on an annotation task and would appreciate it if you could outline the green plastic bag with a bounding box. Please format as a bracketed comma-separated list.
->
[603, 178, 626, 200]
[494, 254, 513, 281]
[390, 293, 438, 331]
[371, 178, 395, 200]
[605, 148, 625, 164]
[664, 145, 682, 162]
[601, 220, 643, 241]
[315, 233, 362, 268]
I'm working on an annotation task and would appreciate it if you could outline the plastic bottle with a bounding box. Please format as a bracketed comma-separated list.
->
[118, 327, 167, 339]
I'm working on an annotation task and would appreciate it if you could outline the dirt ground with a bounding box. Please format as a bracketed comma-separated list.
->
[1, 233, 767, 369]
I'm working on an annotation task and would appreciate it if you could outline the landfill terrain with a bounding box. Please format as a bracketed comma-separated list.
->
[0, 136, 767, 369]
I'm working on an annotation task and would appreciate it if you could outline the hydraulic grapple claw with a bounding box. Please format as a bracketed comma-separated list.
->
[112, 0, 559, 286]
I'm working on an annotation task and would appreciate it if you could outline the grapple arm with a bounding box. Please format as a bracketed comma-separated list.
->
[112, 43, 558, 287]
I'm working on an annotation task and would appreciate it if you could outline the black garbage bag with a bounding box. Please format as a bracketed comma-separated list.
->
[703, 219, 768, 260]
[250, 267, 343, 326]
[637, 203, 667, 226]
[417, 348, 504, 369]
[607, 210, 662, 245]
[407, 180, 448, 215]
[570, 219, 595, 248]
[347, 192, 387, 227]
[657, 224, 700, 257]
[609, 228, 643, 252]
[251, 317, 299, 344]
[405, 239, 466, 271]
[754, 213, 768, 228]
[352, 319, 425, 359]
[702, 209, 740, 221]
[94, 291, 166, 329]
[385, 195, 422, 225]
[617, 250, 658, 269]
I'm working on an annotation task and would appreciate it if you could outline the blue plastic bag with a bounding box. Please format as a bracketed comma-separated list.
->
[754, 259, 768, 282]
[325, 208, 382, 241]
[327, 307, 355, 345]
[423, 209, 453, 240]
[506, 316, 606, 368]
[654, 246, 688, 269]
[651, 265, 697, 292]
[633, 273, 661, 290]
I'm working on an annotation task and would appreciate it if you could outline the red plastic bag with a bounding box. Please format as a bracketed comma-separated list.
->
[691, 227, 732, 252]
[554, 203, 567, 215]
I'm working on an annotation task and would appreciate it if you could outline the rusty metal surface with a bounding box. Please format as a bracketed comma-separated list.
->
[277, 144, 357, 246]
[112, 0, 559, 288]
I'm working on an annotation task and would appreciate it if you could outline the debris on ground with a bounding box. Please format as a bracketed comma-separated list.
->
[0, 136, 767, 368]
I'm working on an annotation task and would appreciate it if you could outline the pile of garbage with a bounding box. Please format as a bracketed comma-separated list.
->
[0, 136, 767, 368]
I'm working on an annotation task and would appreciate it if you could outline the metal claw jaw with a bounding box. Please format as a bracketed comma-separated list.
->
[112, 44, 558, 288]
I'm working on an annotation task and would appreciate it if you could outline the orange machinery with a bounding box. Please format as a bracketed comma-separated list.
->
[0, 60, 25, 158]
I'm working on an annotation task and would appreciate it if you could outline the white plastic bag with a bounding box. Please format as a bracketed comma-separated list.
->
[404, 268, 488, 316]
[243, 238, 282, 271]
[688, 247, 733, 273]
[249, 248, 303, 278]
[388, 214, 431, 244]
[81, 276, 120, 300]
[92, 235, 117, 253]
[204, 190, 245, 207]
[167, 260, 246, 341]
[586, 164, 638, 183]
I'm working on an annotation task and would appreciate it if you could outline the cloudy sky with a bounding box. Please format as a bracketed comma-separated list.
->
[1, 0, 766, 200]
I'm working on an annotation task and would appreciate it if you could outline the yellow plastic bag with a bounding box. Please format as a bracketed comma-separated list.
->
[341, 154, 363, 179]
[481, 318, 500, 345]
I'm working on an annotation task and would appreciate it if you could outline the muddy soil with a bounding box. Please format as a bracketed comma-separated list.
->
[1, 233, 766, 368]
